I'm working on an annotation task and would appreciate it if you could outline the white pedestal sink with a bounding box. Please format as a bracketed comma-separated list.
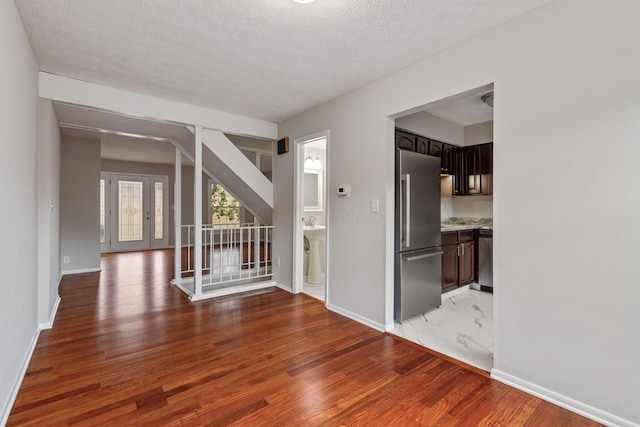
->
[304, 225, 325, 284]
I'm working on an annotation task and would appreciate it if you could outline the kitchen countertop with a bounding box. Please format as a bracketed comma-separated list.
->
[441, 218, 492, 232]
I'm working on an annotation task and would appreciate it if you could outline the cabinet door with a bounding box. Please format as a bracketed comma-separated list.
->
[465, 146, 481, 195]
[396, 130, 416, 151]
[442, 244, 459, 293]
[453, 147, 466, 195]
[480, 143, 493, 195]
[458, 241, 476, 286]
[416, 136, 429, 154]
[441, 144, 455, 175]
[428, 140, 443, 158]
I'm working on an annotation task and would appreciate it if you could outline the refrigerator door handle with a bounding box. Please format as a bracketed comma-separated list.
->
[403, 250, 443, 262]
[401, 173, 410, 248]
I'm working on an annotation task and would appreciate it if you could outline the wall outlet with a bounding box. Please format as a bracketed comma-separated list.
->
[63, 256, 70, 264]
[275, 258, 281, 268]
[371, 199, 379, 213]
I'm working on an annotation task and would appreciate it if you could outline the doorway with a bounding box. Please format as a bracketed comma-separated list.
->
[293, 131, 329, 302]
[389, 84, 495, 372]
[100, 172, 169, 252]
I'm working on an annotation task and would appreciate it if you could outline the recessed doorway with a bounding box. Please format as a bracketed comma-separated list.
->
[293, 131, 329, 302]
[100, 172, 169, 252]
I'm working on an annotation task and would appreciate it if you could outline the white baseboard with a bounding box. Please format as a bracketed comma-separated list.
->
[188, 280, 275, 302]
[491, 369, 636, 427]
[325, 303, 385, 332]
[275, 282, 293, 293]
[61, 267, 101, 276]
[1, 328, 41, 427]
[38, 295, 61, 330]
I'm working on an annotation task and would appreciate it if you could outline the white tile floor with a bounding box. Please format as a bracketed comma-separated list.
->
[390, 287, 494, 372]
[302, 280, 325, 301]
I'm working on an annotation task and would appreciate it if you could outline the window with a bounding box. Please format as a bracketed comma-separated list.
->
[211, 184, 240, 225]
[154, 182, 163, 239]
[100, 179, 106, 243]
[118, 180, 144, 242]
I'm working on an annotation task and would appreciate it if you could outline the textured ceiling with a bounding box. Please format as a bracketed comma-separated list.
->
[16, 0, 549, 123]
[425, 90, 494, 126]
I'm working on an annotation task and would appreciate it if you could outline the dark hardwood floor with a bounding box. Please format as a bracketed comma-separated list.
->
[9, 249, 600, 426]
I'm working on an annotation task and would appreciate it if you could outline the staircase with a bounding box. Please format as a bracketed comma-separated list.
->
[175, 128, 273, 224]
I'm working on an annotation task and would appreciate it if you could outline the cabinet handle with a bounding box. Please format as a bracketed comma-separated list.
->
[462, 244, 464, 256]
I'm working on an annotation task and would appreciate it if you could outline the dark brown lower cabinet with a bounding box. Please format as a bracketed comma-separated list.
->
[441, 230, 476, 293]
[441, 243, 459, 293]
[458, 241, 475, 286]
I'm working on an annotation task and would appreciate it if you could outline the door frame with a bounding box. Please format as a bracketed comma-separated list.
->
[101, 172, 169, 253]
[292, 130, 330, 301]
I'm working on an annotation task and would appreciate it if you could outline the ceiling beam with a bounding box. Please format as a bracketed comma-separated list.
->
[39, 72, 277, 140]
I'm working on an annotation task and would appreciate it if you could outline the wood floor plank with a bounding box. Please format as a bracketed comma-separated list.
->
[7, 249, 603, 426]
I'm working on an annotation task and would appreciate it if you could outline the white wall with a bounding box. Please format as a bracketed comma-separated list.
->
[465, 120, 493, 145]
[395, 111, 464, 145]
[60, 137, 101, 272]
[37, 99, 61, 326]
[274, 0, 640, 424]
[0, 1, 40, 423]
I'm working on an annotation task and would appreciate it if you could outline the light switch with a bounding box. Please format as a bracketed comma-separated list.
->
[371, 199, 379, 213]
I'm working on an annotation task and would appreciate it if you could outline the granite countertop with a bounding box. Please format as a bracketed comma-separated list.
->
[441, 218, 493, 232]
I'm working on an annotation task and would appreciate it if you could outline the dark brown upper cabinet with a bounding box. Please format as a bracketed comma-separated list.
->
[428, 140, 443, 158]
[395, 130, 415, 151]
[394, 129, 489, 182]
[441, 143, 455, 175]
[416, 136, 429, 154]
[453, 143, 493, 196]
[465, 146, 481, 195]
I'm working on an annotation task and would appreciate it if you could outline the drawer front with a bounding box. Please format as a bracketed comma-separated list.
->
[441, 231, 458, 245]
[458, 230, 475, 242]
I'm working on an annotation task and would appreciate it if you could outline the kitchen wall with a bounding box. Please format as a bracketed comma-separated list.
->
[395, 111, 464, 145]
[60, 136, 101, 273]
[274, 0, 640, 424]
[465, 120, 493, 145]
[0, 1, 41, 422]
[37, 99, 61, 326]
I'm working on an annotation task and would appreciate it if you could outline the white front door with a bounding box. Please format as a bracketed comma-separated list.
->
[101, 173, 169, 252]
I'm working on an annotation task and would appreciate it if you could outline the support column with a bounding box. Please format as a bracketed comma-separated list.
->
[253, 153, 261, 274]
[194, 126, 203, 297]
[174, 146, 182, 282]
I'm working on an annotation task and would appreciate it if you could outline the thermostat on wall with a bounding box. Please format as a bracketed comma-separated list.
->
[337, 185, 351, 197]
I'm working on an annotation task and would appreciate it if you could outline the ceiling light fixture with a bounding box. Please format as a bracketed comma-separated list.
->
[481, 92, 494, 108]
[304, 155, 314, 169]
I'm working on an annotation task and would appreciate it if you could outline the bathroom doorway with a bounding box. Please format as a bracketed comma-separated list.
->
[293, 131, 329, 302]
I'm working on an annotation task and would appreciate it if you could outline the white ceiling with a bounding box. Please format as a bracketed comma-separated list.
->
[16, 0, 549, 123]
[425, 90, 494, 126]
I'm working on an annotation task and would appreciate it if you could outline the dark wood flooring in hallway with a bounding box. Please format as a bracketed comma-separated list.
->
[8, 249, 600, 426]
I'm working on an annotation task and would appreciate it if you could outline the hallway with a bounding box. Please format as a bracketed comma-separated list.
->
[8, 250, 600, 425]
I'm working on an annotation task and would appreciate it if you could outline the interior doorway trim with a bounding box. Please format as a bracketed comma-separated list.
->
[100, 171, 169, 253]
[292, 130, 330, 302]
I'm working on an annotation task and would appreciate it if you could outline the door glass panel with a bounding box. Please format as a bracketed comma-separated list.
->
[154, 182, 163, 239]
[99, 179, 106, 243]
[118, 181, 144, 242]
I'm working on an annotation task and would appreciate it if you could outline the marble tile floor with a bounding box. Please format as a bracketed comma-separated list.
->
[390, 287, 494, 372]
[302, 280, 325, 302]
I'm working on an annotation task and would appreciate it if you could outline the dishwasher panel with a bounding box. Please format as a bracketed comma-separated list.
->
[478, 230, 493, 292]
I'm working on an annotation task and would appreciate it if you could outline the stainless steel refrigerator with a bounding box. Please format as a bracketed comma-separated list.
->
[394, 149, 442, 322]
